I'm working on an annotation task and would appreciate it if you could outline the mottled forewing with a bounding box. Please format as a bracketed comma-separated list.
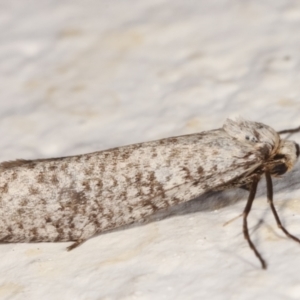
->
[0, 129, 263, 242]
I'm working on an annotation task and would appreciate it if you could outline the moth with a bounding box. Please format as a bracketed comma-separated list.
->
[0, 118, 299, 269]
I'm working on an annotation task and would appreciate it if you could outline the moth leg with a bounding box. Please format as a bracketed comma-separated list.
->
[66, 228, 97, 251]
[278, 126, 300, 135]
[223, 213, 243, 227]
[243, 177, 267, 269]
[265, 171, 300, 243]
[66, 239, 87, 251]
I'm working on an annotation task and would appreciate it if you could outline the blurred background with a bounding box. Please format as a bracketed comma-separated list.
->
[1, 1, 300, 299]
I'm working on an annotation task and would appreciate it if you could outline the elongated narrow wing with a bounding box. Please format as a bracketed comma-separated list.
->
[0, 124, 271, 243]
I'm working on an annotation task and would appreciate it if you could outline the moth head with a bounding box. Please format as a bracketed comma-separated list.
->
[269, 140, 299, 176]
[223, 118, 280, 156]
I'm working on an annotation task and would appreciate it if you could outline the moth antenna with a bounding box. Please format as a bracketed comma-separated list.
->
[278, 125, 300, 135]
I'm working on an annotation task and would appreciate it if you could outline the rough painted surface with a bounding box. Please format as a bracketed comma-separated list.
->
[1, 0, 300, 299]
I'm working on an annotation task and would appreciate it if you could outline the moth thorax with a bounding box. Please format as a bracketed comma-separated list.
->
[269, 140, 299, 176]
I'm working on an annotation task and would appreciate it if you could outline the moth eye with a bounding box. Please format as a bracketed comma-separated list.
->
[271, 163, 288, 176]
[245, 135, 250, 140]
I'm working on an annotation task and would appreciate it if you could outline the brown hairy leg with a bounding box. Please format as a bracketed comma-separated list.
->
[265, 171, 300, 244]
[243, 176, 267, 269]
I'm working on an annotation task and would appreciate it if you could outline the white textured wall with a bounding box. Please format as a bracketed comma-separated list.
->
[0, 1, 300, 299]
